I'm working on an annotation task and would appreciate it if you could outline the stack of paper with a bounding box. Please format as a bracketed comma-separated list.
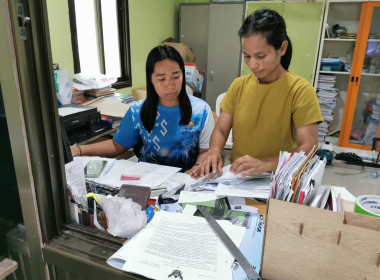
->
[269, 146, 343, 211]
[186, 164, 271, 193]
[317, 75, 338, 142]
[362, 96, 380, 145]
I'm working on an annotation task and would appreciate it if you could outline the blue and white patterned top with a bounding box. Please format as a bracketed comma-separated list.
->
[113, 95, 214, 171]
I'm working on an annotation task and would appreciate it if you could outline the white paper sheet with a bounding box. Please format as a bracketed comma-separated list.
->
[159, 173, 196, 192]
[65, 160, 87, 195]
[104, 162, 181, 188]
[178, 191, 223, 204]
[330, 186, 356, 202]
[182, 204, 198, 216]
[107, 211, 245, 280]
[215, 179, 271, 199]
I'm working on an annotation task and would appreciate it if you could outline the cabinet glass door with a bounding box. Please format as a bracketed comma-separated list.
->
[340, 3, 380, 150]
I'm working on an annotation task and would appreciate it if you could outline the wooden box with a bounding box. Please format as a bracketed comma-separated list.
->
[261, 199, 380, 280]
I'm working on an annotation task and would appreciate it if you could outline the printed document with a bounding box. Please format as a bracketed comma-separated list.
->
[107, 211, 245, 280]
[65, 160, 87, 195]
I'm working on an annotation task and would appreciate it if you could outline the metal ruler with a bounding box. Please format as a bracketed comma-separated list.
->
[196, 205, 261, 280]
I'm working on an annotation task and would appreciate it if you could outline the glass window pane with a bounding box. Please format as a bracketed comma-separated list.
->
[101, 0, 121, 78]
[74, 0, 101, 74]
[349, 7, 380, 146]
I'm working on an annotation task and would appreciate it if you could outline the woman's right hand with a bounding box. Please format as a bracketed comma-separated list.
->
[190, 149, 223, 178]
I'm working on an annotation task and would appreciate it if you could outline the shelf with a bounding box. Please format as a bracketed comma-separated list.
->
[324, 38, 380, 42]
[361, 73, 380, 77]
[319, 71, 350, 75]
[324, 38, 356, 42]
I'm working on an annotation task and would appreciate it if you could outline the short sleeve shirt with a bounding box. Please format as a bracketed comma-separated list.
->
[114, 95, 214, 171]
[220, 72, 323, 162]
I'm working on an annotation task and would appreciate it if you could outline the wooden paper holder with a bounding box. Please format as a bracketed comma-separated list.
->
[260, 199, 380, 280]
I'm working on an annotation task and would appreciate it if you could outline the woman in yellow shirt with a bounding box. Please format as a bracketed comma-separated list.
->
[192, 9, 323, 178]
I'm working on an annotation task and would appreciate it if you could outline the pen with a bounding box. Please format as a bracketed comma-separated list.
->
[103, 161, 115, 176]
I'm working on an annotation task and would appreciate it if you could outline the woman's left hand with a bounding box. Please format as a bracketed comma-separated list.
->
[230, 155, 270, 177]
[185, 164, 201, 178]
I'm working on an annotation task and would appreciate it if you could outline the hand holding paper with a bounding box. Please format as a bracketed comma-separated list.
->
[229, 155, 274, 177]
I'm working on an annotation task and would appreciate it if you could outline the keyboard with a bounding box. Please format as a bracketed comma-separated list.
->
[85, 180, 119, 196]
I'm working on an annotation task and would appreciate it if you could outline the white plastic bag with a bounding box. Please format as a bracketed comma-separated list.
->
[102, 197, 147, 238]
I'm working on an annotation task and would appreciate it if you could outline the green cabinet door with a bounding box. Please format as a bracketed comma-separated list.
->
[242, 3, 284, 77]
[242, 2, 323, 83]
[283, 2, 323, 83]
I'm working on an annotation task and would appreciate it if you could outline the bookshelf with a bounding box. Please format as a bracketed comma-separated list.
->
[314, 1, 380, 151]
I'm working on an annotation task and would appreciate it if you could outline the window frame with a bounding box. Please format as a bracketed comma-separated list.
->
[68, 0, 132, 89]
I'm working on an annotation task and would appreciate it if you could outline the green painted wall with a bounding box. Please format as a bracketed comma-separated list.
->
[283, 2, 323, 83]
[46, 0, 74, 76]
[242, 2, 322, 83]
[46, 0, 184, 94]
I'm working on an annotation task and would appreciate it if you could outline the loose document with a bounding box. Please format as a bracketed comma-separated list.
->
[76, 157, 181, 188]
[107, 211, 245, 280]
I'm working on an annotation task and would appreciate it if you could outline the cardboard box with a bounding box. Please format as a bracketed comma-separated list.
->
[132, 87, 146, 101]
[185, 63, 204, 93]
[261, 199, 380, 279]
[162, 37, 195, 63]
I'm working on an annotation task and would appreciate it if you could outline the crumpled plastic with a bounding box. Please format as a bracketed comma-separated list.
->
[101, 196, 147, 238]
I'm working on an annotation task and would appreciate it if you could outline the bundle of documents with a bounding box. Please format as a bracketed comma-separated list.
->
[270, 146, 343, 211]
[184, 165, 271, 202]
[71, 89, 86, 104]
[105, 93, 136, 104]
[317, 74, 338, 142]
[85, 86, 116, 97]
[362, 96, 380, 145]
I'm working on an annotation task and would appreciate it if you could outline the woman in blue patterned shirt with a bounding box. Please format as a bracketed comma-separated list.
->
[71, 46, 214, 173]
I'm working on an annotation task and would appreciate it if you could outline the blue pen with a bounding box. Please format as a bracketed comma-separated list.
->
[103, 161, 115, 176]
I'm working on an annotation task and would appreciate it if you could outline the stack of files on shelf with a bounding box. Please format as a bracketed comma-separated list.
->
[85, 86, 116, 97]
[317, 74, 338, 142]
[362, 97, 380, 145]
[321, 58, 340, 63]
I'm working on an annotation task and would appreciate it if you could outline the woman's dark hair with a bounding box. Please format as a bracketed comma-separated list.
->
[141, 45, 191, 133]
[239, 9, 292, 70]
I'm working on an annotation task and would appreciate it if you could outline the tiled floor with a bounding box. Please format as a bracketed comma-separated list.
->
[222, 146, 380, 198]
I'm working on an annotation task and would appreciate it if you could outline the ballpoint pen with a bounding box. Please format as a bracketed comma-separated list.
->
[103, 161, 115, 176]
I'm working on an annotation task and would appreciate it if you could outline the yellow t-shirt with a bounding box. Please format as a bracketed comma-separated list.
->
[220, 72, 323, 162]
